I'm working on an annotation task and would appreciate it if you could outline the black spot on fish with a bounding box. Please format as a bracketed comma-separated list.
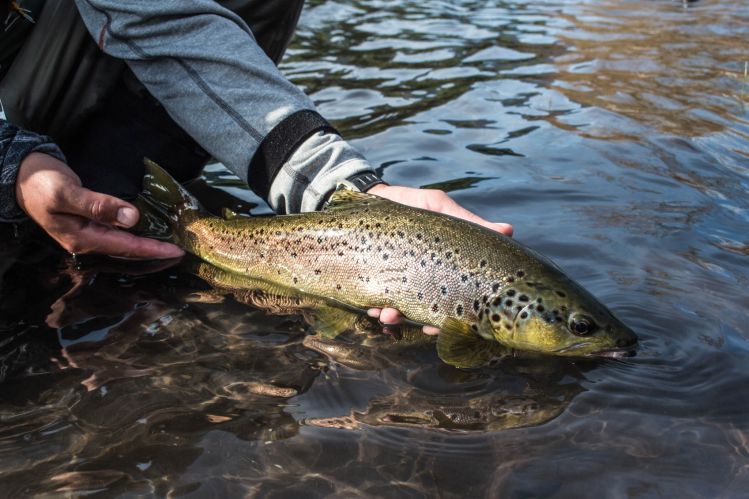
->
[275, 231, 281, 236]
[473, 300, 480, 312]
[383, 254, 389, 260]
[492, 283, 500, 293]
[520, 312, 528, 319]
[402, 276, 407, 283]
[505, 299, 513, 307]
[480, 260, 487, 268]
[385, 287, 389, 294]
[337, 251, 344, 256]
[446, 251, 453, 259]
[441, 286, 448, 295]
[418, 292, 424, 300]
[456, 305, 463, 316]
[555, 290, 566, 298]
[291, 251, 297, 258]
[507, 276, 515, 283]
[336, 284, 341, 290]
[293, 277, 298, 284]
[517, 271, 525, 278]
[314, 269, 321, 275]
[416, 234, 423, 240]
[421, 260, 427, 267]
[397, 231, 405, 238]
[375, 223, 382, 228]
[537, 297, 543, 303]
[519, 295, 529, 302]
[491, 314, 500, 322]
[507, 289, 516, 297]
[482, 295, 488, 304]
[409, 250, 416, 257]
[461, 275, 469, 283]
[505, 324, 512, 330]
[537, 305, 545, 313]
[432, 303, 439, 312]
[492, 297, 502, 307]
[478, 310, 483, 320]
[471, 324, 479, 332]
[434, 237, 440, 243]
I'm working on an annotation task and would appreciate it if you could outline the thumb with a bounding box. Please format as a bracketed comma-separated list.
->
[59, 185, 140, 228]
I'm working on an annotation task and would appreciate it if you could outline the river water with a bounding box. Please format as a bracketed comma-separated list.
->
[2, 0, 748, 496]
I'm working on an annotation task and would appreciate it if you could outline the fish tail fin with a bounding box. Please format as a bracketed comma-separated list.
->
[135, 158, 204, 245]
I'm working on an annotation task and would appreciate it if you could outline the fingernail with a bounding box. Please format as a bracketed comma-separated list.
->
[163, 245, 185, 258]
[117, 207, 138, 227]
[495, 223, 513, 236]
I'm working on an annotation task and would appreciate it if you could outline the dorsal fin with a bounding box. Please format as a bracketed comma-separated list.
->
[324, 184, 388, 211]
[221, 207, 240, 220]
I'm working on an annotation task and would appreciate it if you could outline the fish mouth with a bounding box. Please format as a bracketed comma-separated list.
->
[588, 347, 636, 359]
[553, 343, 636, 359]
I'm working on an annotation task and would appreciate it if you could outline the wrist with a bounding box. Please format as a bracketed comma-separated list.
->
[365, 183, 389, 195]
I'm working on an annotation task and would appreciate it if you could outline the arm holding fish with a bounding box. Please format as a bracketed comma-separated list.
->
[70, 1, 512, 325]
[72, 1, 512, 222]
[1, 117, 184, 257]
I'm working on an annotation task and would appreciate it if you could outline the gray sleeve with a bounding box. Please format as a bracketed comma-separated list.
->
[73, 0, 376, 213]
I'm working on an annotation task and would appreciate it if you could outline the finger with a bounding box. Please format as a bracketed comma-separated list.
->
[58, 185, 140, 228]
[63, 221, 184, 259]
[367, 307, 405, 325]
[441, 201, 513, 237]
[379, 307, 404, 325]
[422, 325, 441, 335]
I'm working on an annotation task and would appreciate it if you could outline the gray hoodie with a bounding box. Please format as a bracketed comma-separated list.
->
[0, 0, 376, 221]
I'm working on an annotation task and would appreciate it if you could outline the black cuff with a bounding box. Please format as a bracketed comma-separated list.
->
[345, 171, 387, 192]
[248, 110, 338, 201]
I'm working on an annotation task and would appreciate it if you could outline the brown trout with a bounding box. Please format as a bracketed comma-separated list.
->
[140, 160, 637, 367]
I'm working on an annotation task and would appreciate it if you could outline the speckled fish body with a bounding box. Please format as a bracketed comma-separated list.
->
[141, 160, 637, 363]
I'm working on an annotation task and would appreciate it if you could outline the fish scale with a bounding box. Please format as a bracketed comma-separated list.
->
[140, 159, 637, 364]
[185, 196, 527, 329]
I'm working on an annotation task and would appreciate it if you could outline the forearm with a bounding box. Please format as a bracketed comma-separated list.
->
[0, 120, 66, 222]
[73, 0, 376, 213]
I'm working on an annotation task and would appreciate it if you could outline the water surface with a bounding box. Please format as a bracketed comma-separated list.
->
[2, 0, 749, 496]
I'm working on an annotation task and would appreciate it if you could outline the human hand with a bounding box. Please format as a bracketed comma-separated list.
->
[364, 183, 513, 335]
[15, 152, 184, 259]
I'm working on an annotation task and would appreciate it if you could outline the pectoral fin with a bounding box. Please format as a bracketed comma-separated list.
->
[307, 306, 362, 339]
[437, 319, 493, 369]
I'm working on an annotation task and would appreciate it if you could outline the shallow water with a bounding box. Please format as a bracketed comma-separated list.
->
[2, 0, 749, 496]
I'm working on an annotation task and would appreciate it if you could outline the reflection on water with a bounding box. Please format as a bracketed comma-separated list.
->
[2, 0, 749, 496]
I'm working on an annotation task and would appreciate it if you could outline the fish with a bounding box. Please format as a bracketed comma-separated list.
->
[138, 159, 638, 367]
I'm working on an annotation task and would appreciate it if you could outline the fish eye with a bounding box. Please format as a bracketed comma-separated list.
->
[568, 315, 597, 336]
